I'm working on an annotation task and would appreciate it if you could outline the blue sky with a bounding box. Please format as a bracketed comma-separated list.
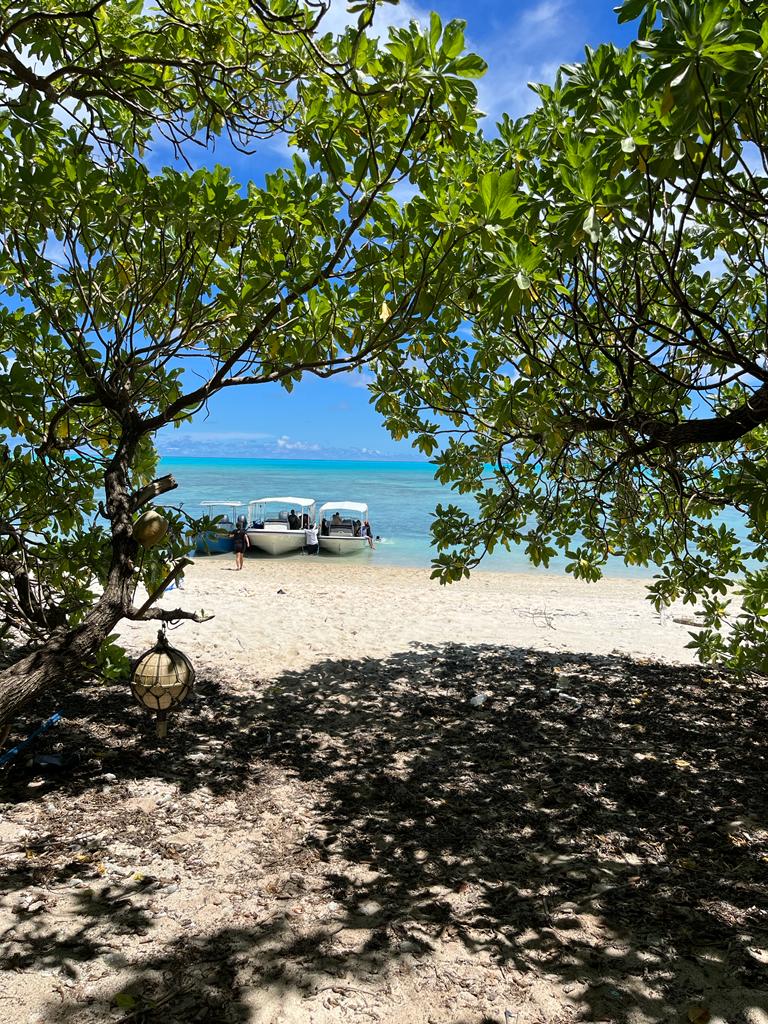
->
[158, 0, 636, 462]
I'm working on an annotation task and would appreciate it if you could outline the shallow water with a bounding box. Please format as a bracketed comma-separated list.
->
[158, 457, 746, 578]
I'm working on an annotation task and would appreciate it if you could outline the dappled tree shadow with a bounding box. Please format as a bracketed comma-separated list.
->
[2, 644, 767, 1022]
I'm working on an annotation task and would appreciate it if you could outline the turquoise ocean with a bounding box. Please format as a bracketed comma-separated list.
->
[156, 456, 695, 578]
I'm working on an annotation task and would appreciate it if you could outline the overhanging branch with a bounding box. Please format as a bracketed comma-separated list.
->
[128, 605, 214, 624]
[129, 474, 178, 512]
[131, 557, 193, 619]
[565, 382, 768, 451]
[127, 554, 213, 622]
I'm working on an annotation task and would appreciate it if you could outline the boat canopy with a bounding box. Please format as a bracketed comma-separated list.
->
[318, 501, 368, 517]
[248, 496, 315, 507]
[200, 501, 243, 509]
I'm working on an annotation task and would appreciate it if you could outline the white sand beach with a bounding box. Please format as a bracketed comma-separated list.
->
[120, 556, 699, 680]
[4, 560, 764, 1024]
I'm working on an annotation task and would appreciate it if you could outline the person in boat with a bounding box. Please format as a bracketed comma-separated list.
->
[302, 512, 309, 529]
[353, 519, 361, 537]
[362, 519, 375, 549]
[305, 520, 319, 555]
[321, 517, 329, 536]
[331, 511, 342, 528]
[287, 509, 300, 530]
[232, 521, 250, 570]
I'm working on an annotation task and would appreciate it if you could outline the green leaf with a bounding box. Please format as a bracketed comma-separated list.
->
[580, 160, 598, 201]
[496, 175, 520, 218]
[479, 171, 497, 214]
[442, 20, 466, 59]
[429, 11, 442, 51]
[453, 54, 488, 78]
[615, 0, 648, 24]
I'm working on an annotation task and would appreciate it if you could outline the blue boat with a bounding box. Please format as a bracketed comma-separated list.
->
[195, 501, 244, 555]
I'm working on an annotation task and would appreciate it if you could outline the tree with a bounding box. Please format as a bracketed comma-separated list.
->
[374, 0, 768, 671]
[0, 0, 487, 725]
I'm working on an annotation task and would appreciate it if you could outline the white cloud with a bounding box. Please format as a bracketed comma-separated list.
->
[474, 1, 581, 128]
[319, 0, 431, 38]
[318, 0, 583, 136]
[276, 435, 322, 452]
[519, 0, 568, 37]
[156, 428, 419, 461]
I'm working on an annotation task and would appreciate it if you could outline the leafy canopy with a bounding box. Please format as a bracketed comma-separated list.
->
[374, 0, 768, 672]
[0, 0, 485, 686]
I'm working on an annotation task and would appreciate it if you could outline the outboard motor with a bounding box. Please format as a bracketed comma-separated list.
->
[236, 514, 247, 529]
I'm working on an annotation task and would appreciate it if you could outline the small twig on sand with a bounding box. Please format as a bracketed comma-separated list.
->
[517, 608, 556, 630]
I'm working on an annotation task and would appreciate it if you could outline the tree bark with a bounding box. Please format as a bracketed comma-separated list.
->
[0, 593, 123, 726]
[566, 382, 768, 451]
[0, 454, 174, 729]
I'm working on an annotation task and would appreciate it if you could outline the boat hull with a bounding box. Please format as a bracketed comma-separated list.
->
[319, 535, 369, 556]
[196, 531, 234, 555]
[247, 529, 306, 556]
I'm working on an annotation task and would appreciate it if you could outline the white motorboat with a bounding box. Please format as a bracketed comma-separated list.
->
[196, 501, 245, 555]
[318, 501, 371, 555]
[246, 496, 316, 556]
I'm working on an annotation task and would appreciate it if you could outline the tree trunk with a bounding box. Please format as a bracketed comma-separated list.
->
[0, 595, 124, 726]
[0, 434, 140, 729]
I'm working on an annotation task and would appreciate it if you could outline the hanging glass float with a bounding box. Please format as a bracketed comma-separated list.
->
[132, 509, 169, 549]
[131, 628, 194, 738]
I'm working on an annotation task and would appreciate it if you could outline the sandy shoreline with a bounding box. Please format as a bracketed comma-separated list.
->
[4, 557, 767, 1024]
[121, 555, 699, 676]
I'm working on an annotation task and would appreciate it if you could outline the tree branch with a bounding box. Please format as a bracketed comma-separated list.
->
[130, 557, 196, 621]
[129, 474, 178, 512]
[565, 383, 768, 451]
[0, 1, 109, 49]
[128, 605, 214, 623]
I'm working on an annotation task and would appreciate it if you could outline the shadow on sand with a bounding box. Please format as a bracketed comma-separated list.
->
[2, 644, 767, 1023]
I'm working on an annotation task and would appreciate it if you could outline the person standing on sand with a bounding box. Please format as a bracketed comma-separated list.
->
[305, 521, 319, 555]
[232, 523, 250, 569]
